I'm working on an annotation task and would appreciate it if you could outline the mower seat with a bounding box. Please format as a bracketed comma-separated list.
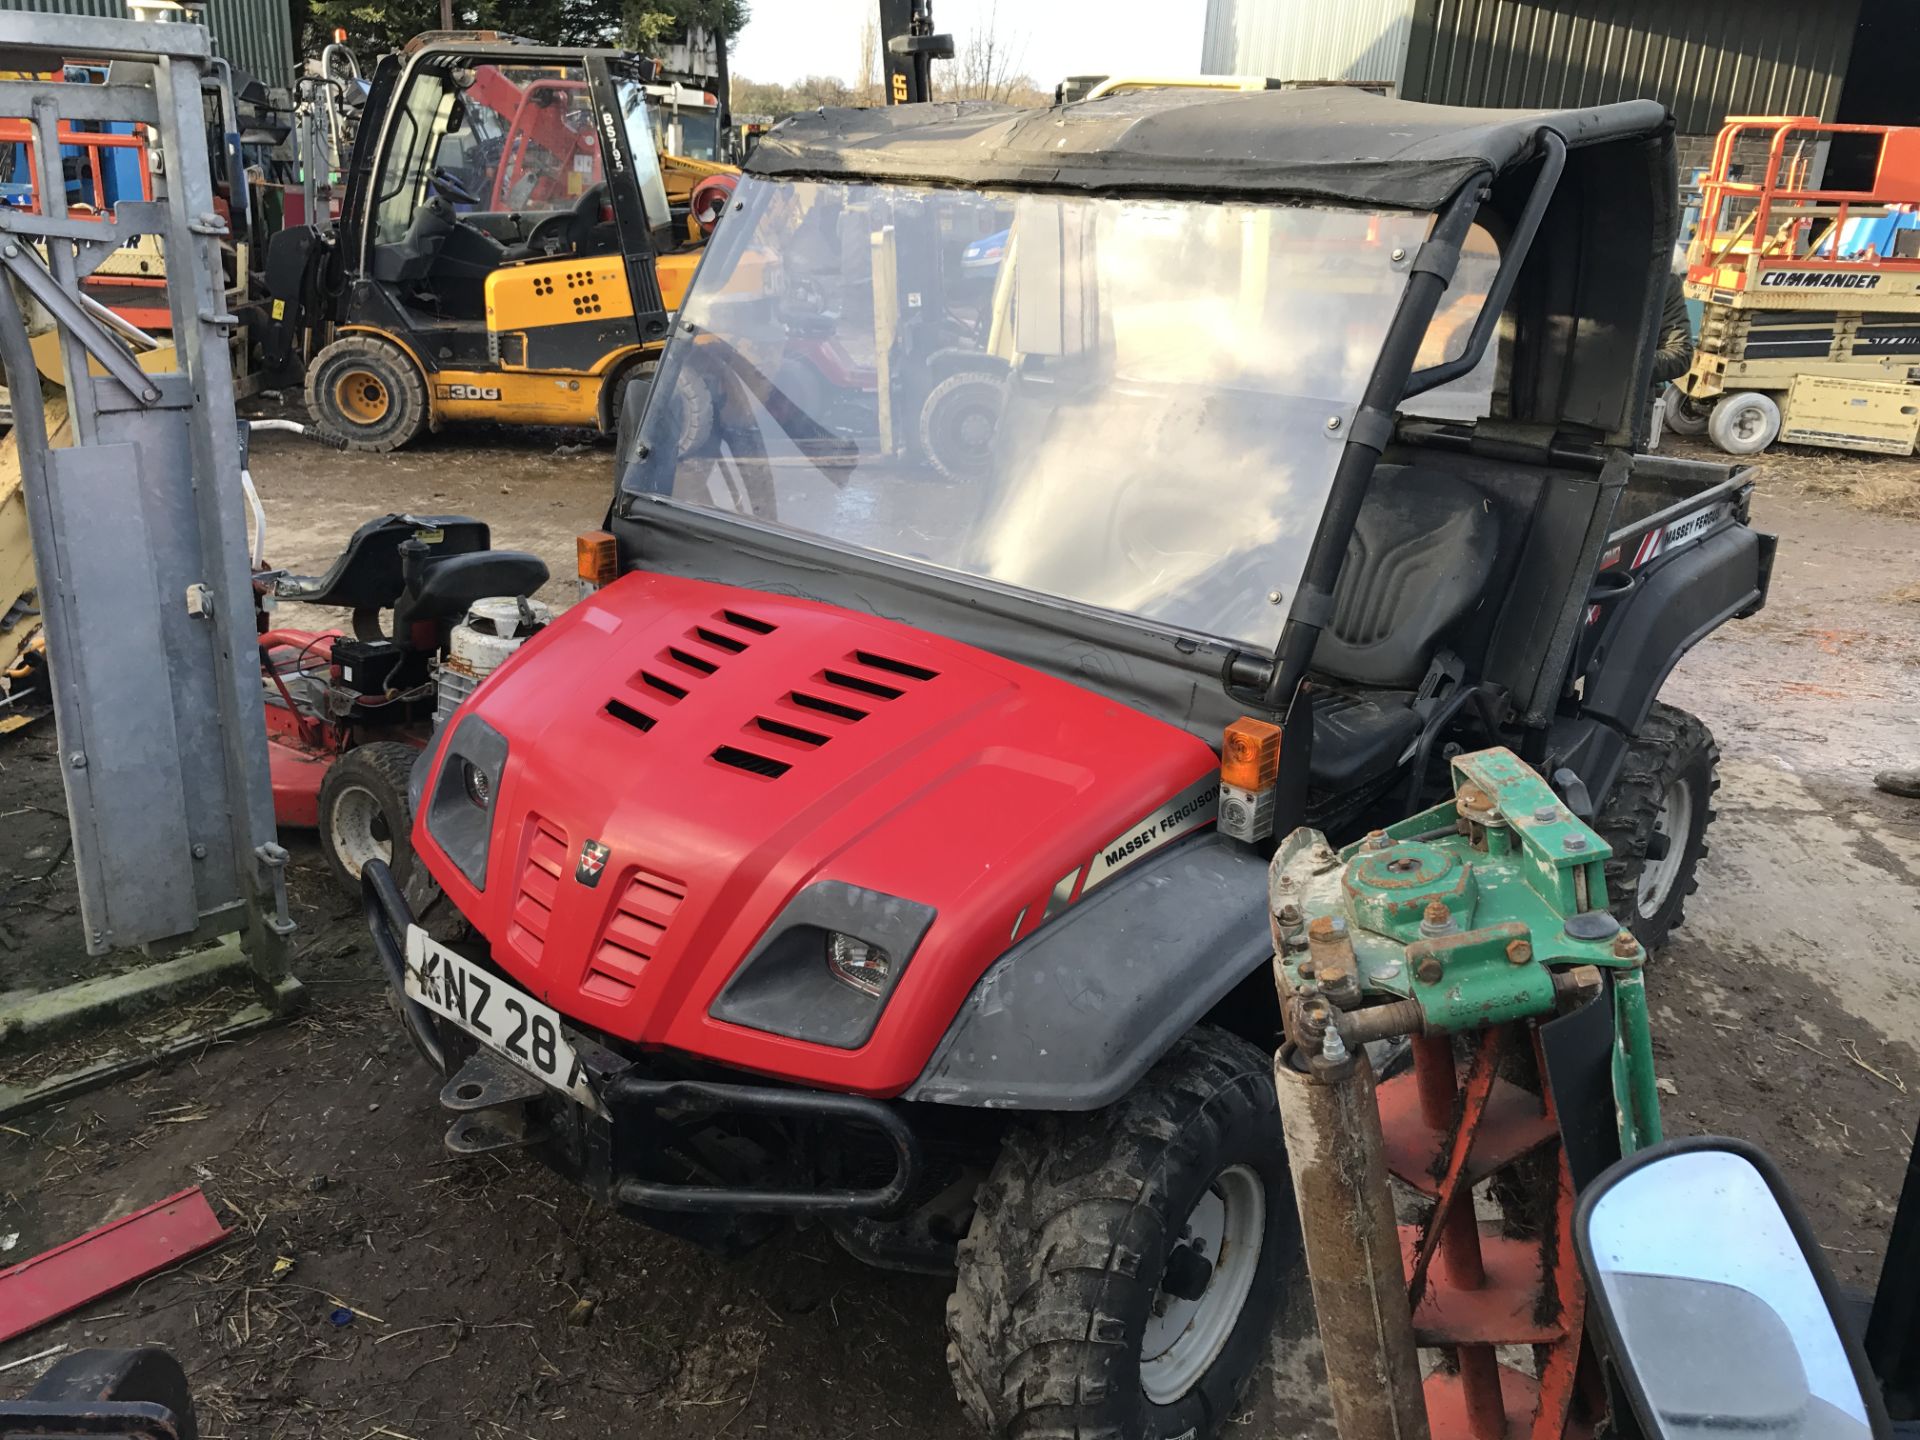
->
[274, 514, 492, 611]
[1307, 464, 1498, 792]
[392, 550, 549, 633]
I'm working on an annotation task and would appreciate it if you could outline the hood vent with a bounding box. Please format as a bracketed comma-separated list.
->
[666, 645, 719, 676]
[589, 866, 686, 999]
[721, 608, 777, 635]
[853, 650, 938, 682]
[823, 668, 902, 700]
[790, 689, 867, 722]
[508, 816, 569, 965]
[753, 716, 829, 747]
[637, 668, 687, 703]
[606, 698, 655, 733]
[694, 625, 748, 654]
[712, 744, 791, 779]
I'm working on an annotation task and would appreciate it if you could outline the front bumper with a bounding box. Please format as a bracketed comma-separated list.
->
[361, 860, 922, 1218]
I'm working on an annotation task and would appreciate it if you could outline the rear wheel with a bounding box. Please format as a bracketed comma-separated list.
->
[947, 1028, 1297, 1440]
[1595, 701, 1719, 949]
[307, 335, 429, 452]
[1707, 390, 1781, 455]
[318, 742, 418, 898]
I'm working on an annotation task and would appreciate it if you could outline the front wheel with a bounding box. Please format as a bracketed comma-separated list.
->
[1707, 390, 1781, 455]
[1595, 701, 1720, 949]
[947, 1028, 1298, 1440]
[919, 370, 1003, 482]
[305, 335, 430, 452]
[318, 742, 419, 899]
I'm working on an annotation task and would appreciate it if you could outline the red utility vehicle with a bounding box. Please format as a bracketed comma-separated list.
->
[366, 88, 1772, 1439]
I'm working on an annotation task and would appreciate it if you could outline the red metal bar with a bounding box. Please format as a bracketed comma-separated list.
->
[0, 1188, 231, 1344]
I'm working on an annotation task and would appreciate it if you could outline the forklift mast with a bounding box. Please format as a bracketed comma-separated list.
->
[878, 0, 953, 104]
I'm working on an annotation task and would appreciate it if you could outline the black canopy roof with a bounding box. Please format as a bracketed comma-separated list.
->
[747, 86, 1670, 211]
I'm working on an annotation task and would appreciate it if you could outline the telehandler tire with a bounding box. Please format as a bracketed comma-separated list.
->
[307, 335, 430, 452]
[947, 1027, 1297, 1440]
[1595, 701, 1719, 950]
[318, 742, 418, 898]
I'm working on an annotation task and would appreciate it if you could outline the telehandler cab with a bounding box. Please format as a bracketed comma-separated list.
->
[266, 33, 719, 451]
[366, 87, 1773, 1439]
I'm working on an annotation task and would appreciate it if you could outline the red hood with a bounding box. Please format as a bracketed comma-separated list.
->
[413, 571, 1219, 1095]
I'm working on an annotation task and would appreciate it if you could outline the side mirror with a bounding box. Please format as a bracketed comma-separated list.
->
[1578, 1140, 1891, 1440]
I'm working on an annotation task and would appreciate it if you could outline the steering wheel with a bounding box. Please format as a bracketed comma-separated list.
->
[430, 167, 482, 208]
[521, 182, 607, 259]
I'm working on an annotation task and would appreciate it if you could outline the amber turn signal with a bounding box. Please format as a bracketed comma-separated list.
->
[1221, 716, 1283, 791]
[576, 530, 618, 589]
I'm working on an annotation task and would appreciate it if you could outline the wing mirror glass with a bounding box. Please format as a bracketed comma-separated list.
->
[1579, 1142, 1887, 1440]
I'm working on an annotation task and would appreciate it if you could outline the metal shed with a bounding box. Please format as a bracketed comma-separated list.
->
[1202, 0, 1865, 136]
[0, 0, 295, 91]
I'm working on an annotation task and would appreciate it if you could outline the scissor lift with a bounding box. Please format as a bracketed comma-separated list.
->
[1672, 115, 1920, 456]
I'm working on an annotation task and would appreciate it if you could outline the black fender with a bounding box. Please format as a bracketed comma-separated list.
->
[903, 832, 1270, 1111]
[1580, 522, 1770, 735]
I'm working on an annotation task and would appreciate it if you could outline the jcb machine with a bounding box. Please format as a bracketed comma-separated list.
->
[267, 33, 713, 451]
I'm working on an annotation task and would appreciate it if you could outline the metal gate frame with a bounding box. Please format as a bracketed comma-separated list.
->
[0, 12, 300, 1113]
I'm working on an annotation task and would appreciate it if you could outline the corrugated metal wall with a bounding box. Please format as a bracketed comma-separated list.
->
[0, 0, 296, 90]
[1399, 0, 1861, 134]
[1202, 0, 1418, 86]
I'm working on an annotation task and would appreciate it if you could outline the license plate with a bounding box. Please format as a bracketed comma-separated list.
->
[404, 927, 606, 1116]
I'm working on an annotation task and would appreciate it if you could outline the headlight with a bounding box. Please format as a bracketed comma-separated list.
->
[827, 932, 891, 997]
[426, 715, 507, 889]
[710, 882, 935, 1049]
[462, 758, 492, 810]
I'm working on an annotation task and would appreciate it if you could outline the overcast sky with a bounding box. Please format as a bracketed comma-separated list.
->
[730, 0, 1211, 87]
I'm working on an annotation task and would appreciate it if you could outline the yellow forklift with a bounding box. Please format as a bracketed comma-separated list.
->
[266, 34, 721, 450]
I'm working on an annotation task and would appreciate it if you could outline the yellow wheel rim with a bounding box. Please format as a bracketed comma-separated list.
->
[333, 369, 391, 425]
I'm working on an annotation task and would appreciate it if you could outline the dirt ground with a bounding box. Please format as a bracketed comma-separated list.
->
[1, 420, 1917, 1439]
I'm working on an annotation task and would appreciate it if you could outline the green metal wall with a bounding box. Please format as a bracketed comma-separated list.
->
[0, 0, 296, 90]
[1401, 0, 1862, 134]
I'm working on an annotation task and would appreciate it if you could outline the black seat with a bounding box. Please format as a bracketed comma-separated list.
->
[1309, 464, 1499, 792]
[392, 551, 550, 632]
[273, 514, 491, 611]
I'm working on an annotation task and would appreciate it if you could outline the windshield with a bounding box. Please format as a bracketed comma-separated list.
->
[622, 177, 1433, 649]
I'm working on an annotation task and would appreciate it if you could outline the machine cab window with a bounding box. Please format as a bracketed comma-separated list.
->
[363, 54, 671, 322]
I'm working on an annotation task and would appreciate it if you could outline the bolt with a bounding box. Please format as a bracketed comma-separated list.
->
[1277, 874, 1296, 892]
[1267, 589, 1284, 605]
[1415, 953, 1445, 984]
[1321, 1025, 1350, 1063]
[2, 243, 15, 258]
[1387, 855, 1420, 873]
[1367, 829, 1393, 850]
[1298, 959, 1317, 979]
[191, 843, 207, 859]
[1325, 414, 1343, 432]
[1276, 902, 1302, 927]
[1613, 932, 1642, 961]
[1533, 805, 1557, 823]
[1423, 900, 1450, 928]
[1308, 915, 1337, 940]
[1564, 834, 1588, 852]
[1391, 246, 1407, 262]
[1506, 938, 1533, 966]
[68, 751, 86, 769]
